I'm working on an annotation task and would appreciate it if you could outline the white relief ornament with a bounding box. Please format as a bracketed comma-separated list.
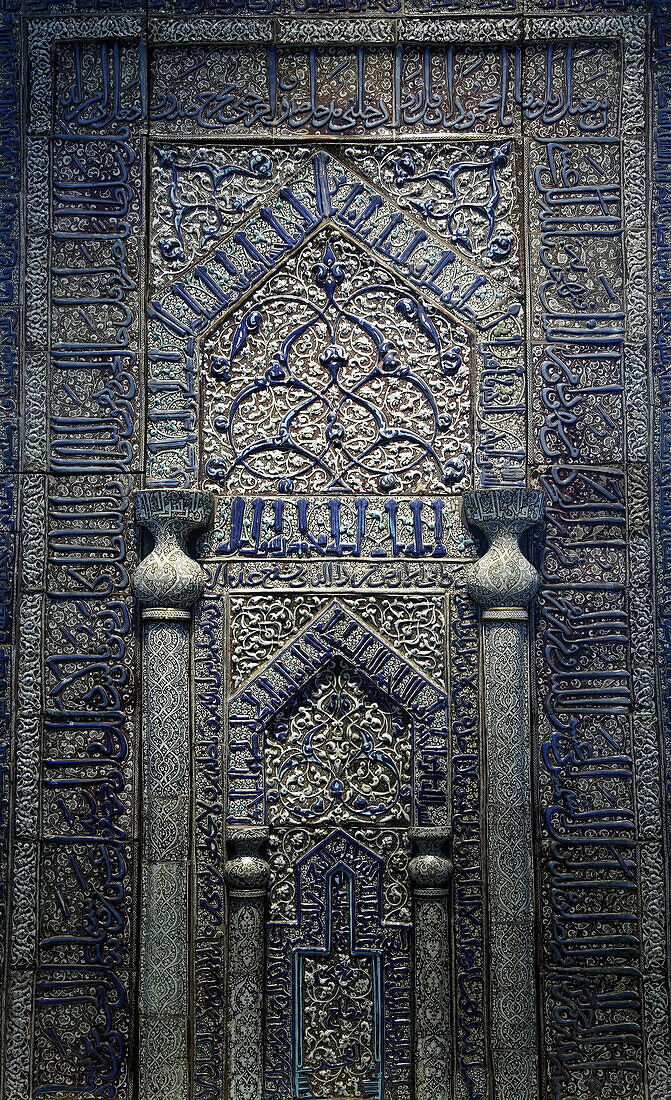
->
[224, 827, 271, 893]
[133, 489, 213, 609]
[202, 233, 471, 496]
[265, 665, 412, 827]
[408, 826, 452, 893]
[463, 489, 544, 610]
[268, 827, 411, 925]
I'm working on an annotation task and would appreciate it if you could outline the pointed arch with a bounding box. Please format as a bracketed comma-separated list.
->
[227, 600, 450, 829]
[199, 223, 473, 494]
[266, 828, 412, 1100]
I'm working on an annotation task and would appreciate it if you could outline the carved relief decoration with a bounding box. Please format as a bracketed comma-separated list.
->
[227, 600, 448, 1100]
[227, 601, 450, 828]
[202, 232, 471, 495]
[4, 12, 670, 1100]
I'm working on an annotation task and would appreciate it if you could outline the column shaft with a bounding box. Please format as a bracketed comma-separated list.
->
[224, 827, 270, 1100]
[409, 827, 452, 1100]
[139, 613, 191, 1100]
[132, 489, 213, 1100]
[463, 488, 544, 1100]
[482, 616, 536, 1097]
[227, 891, 266, 1100]
[414, 894, 451, 1100]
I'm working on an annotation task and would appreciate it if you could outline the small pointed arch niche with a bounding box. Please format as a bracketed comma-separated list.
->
[226, 600, 450, 1100]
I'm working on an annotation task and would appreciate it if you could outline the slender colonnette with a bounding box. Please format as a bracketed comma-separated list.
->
[133, 489, 213, 1100]
[464, 488, 544, 1100]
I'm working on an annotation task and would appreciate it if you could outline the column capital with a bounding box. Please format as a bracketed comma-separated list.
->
[463, 489, 544, 616]
[224, 826, 271, 896]
[408, 826, 452, 894]
[132, 489, 214, 614]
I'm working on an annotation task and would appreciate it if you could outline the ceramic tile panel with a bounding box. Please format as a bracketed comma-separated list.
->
[2, 7, 670, 1100]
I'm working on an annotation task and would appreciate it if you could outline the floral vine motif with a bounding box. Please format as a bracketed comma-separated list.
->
[299, 867, 378, 1099]
[206, 237, 466, 493]
[266, 664, 411, 825]
[156, 145, 274, 262]
[394, 143, 513, 261]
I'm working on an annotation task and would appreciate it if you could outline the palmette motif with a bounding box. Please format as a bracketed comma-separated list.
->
[202, 234, 471, 495]
[265, 666, 412, 826]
